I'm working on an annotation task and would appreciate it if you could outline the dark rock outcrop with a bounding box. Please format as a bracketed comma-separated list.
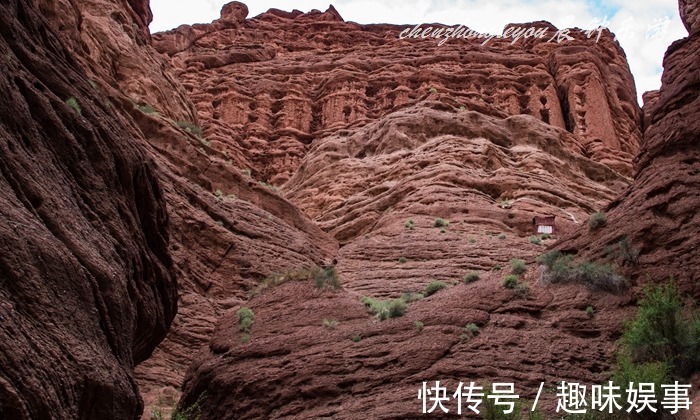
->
[0, 0, 176, 417]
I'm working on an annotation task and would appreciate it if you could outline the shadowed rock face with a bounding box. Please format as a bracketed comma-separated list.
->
[558, 3, 699, 295]
[0, 0, 175, 418]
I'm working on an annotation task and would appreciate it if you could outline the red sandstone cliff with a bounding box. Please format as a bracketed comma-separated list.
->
[164, 3, 654, 419]
[2, 0, 697, 418]
[557, 0, 699, 295]
[0, 0, 176, 417]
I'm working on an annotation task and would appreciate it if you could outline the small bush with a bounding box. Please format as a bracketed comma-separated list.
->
[497, 233, 506, 240]
[322, 318, 338, 329]
[618, 236, 639, 265]
[514, 283, 530, 299]
[586, 305, 595, 318]
[404, 219, 415, 230]
[440, 228, 446, 234]
[254, 266, 339, 296]
[588, 211, 607, 229]
[362, 296, 407, 320]
[503, 275, 519, 289]
[540, 233, 551, 240]
[401, 291, 424, 302]
[464, 272, 480, 283]
[351, 334, 362, 342]
[414, 320, 424, 332]
[65, 97, 81, 115]
[241, 168, 252, 176]
[177, 120, 203, 137]
[482, 387, 522, 420]
[500, 198, 513, 209]
[138, 104, 156, 114]
[528, 235, 541, 245]
[171, 392, 206, 420]
[433, 218, 449, 228]
[313, 267, 340, 289]
[469, 237, 476, 243]
[538, 252, 625, 293]
[398, 257, 407, 264]
[621, 281, 700, 375]
[611, 355, 670, 415]
[215, 189, 223, 199]
[237, 306, 254, 343]
[492, 264, 502, 271]
[424, 281, 447, 297]
[510, 259, 527, 275]
[460, 323, 480, 340]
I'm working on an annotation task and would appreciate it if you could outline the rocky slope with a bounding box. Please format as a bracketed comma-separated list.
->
[164, 3, 657, 418]
[557, 1, 699, 295]
[0, 0, 176, 417]
[1, 0, 337, 418]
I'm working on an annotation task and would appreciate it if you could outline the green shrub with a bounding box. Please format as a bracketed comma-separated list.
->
[351, 334, 362, 342]
[461, 323, 480, 340]
[361, 296, 407, 320]
[138, 104, 156, 114]
[540, 233, 551, 240]
[503, 275, 519, 289]
[398, 257, 407, 263]
[499, 198, 513, 209]
[414, 320, 424, 332]
[254, 266, 339, 296]
[528, 235, 541, 245]
[401, 291, 423, 302]
[538, 252, 625, 293]
[439, 228, 446, 234]
[424, 281, 447, 297]
[464, 272, 480, 283]
[497, 233, 506, 240]
[536, 251, 564, 269]
[492, 264, 502, 271]
[510, 259, 526, 275]
[469, 237, 476, 243]
[405, 219, 415, 230]
[313, 266, 340, 289]
[322, 318, 338, 329]
[215, 189, 223, 198]
[620, 281, 700, 375]
[585, 305, 595, 318]
[433, 218, 449, 228]
[65, 97, 81, 115]
[618, 236, 639, 265]
[588, 211, 607, 229]
[611, 355, 669, 415]
[170, 392, 206, 420]
[237, 306, 253, 343]
[177, 120, 203, 137]
[482, 387, 522, 420]
[514, 283, 530, 299]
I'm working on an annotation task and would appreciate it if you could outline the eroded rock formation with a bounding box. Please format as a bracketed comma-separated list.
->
[165, 3, 657, 418]
[0, 0, 175, 417]
[558, 1, 699, 293]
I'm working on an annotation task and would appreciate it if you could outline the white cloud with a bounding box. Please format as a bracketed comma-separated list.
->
[149, 0, 688, 103]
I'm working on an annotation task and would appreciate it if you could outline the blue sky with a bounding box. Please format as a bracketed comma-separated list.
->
[150, 0, 688, 103]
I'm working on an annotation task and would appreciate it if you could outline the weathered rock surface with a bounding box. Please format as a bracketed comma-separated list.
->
[557, 2, 700, 295]
[166, 3, 653, 418]
[153, 3, 642, 186]
[0, 0, 176, 417]
[1, 0, 338, 419]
